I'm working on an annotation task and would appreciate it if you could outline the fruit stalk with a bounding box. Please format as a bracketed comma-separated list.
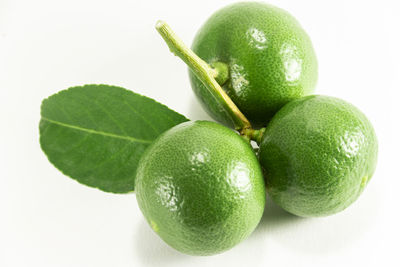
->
[155, 20, 252, 131]
[241, 128, 266, 145]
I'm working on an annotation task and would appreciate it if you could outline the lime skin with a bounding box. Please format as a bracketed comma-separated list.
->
[135, 120, 266, 255]
[258, 95, 378, 217]
[189, 2, 318, 128]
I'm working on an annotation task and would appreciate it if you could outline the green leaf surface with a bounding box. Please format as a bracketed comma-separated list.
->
[39, 84, 188, 193]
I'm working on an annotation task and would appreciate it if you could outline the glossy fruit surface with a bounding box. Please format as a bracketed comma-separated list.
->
[258, 95, 378, 217]
[135, 120, 265, 255]
[189, 2, 318, 128]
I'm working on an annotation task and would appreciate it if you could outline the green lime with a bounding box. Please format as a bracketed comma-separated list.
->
[135, 120, 266, 255]
[258, 95, 378, 217]
[189, 2, 318, 128]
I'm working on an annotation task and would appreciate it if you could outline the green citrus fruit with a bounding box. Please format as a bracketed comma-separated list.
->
[258, 95, 378, 217]
[189, 2, 318, 128]
[135, 120, 266, 255]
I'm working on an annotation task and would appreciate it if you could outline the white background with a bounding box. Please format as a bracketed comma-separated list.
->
[1, 0, 399, 266]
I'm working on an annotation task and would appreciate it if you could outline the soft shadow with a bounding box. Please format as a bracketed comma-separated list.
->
[252, 188, 381, 254]
[133, 219, 194, 267]
[253, 194, 305, 236]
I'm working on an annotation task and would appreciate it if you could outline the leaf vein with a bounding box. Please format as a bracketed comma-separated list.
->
[81, 92, 131, 137]
[122, 99, 160, 136]
[41, 117, 152, 144]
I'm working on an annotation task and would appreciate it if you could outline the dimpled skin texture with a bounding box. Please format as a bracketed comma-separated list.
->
[189, 2, 318, 128]
[258, 95, 378, 217]
[135, 121, 266, 255]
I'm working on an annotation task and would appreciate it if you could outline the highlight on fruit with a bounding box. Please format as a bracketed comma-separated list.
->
[38, 1, 378, 256]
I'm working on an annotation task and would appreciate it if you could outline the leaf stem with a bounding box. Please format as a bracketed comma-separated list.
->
[155, 20, 252, 131]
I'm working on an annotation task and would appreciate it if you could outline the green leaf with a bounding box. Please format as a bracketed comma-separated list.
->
[39, 84, 188, 193]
